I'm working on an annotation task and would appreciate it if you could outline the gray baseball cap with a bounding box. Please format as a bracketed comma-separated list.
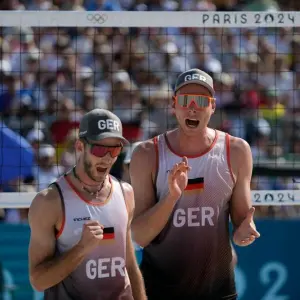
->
[174, 68, 215, 95]
[79, 109, 129, 145]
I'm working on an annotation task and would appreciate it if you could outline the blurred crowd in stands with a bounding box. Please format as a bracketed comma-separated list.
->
[1, 0, 300, 222]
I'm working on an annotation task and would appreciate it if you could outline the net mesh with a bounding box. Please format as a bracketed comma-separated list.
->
[0, 11, 300, 221]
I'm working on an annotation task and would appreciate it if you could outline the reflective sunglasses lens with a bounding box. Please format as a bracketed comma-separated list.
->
[90, 145, 122, 158]
[110, 147, 122, 158]
[177, 95, 210, 108]
[195, 96, 210, 107]
[90, 145, 108, 157]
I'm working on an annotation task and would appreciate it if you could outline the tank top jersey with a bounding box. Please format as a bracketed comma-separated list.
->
[141, 130, 237, 299]
[44, 174, 133, 300]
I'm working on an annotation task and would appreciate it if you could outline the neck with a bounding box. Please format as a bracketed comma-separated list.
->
[170, 127, 216, 156]
[73, 165, 105, 193]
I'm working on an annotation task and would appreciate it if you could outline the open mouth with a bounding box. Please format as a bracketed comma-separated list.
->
[185, 119, 200, 128]
[96, 166, 108, 173]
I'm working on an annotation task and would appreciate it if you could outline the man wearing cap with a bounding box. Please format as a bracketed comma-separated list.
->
[28, 109, 147, 300]
[130, 69, 260, 300]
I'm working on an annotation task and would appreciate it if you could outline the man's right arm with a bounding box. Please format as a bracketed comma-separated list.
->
[130, 141, 179, 248]
[28, 186, 86, 292]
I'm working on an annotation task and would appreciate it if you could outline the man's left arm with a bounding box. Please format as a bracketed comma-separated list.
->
[122, 182, 147, 300]
[229, 137, 260, 247]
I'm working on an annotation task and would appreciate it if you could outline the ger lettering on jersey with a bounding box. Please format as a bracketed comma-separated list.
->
[141, 131, 236, 297]
[44, 175, 133, 300]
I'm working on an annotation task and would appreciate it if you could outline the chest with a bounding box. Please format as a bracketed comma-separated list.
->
[58, 194, 128, 251]
[156, 151, 234, 211]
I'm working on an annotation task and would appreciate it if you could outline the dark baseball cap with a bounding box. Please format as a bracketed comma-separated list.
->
[79, 109, 129, 145]
[174, 68, 215, 95]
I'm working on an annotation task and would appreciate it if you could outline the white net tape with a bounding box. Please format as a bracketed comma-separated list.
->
[0, 11, 299, 28]
[1, 190, 300, 209]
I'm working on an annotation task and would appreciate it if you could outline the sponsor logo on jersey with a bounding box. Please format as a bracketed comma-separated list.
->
[73, 217, 91, 222]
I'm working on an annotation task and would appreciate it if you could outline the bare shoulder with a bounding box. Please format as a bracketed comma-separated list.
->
[119, 181, 135, 221]
[120, 181, 135, 224]
[28, 185, 62, 229]
[28, 185, 62, 274]
[130, 138, 158, 180]
[229, 136, 252, 161]
[129, 138, 159, 216]
[229, 136, 253, 180]
[131, 139, 156, 166]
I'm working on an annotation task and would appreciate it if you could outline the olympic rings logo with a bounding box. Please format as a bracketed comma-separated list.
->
[86, 13, 108, 24]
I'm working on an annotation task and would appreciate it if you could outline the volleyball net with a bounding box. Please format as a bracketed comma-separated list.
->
[1, 11, 300, 215]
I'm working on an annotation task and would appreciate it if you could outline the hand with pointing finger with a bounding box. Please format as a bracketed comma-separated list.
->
[233, 207, 260, 247]
[168, 156, 191, 200]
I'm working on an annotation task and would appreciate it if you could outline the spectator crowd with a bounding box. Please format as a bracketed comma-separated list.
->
[1, 0, 300, 222]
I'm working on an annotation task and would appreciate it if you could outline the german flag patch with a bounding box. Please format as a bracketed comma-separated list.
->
[184, 178, 204, 194]
[103, 227, 115, 240]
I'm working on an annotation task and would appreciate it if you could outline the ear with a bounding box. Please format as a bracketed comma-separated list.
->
[75, 139, 84, 152]
[171, 95, 176, 109]
[171, 96, 177, 115]
[211, 98, 216, 113]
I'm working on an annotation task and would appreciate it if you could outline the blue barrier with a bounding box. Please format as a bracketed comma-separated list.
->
[0, 220, 298, 300]
[234, 220, 298, 300]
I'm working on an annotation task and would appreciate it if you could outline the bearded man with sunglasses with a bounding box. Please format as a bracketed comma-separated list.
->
[130, 69, 260, 300]
[28, 109, 147, 300]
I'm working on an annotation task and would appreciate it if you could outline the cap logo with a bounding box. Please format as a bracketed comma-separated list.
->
[79, 130, 87, 136]
[184, 73, 207, 82]
[98, 119, 120, 131]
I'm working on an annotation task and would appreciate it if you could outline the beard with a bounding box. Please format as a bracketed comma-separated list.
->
[83, 151, 104, 183]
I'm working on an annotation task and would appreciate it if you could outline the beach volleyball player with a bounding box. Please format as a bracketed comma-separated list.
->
[130, 69, 260, 300]
[28, 109, 147, 300]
